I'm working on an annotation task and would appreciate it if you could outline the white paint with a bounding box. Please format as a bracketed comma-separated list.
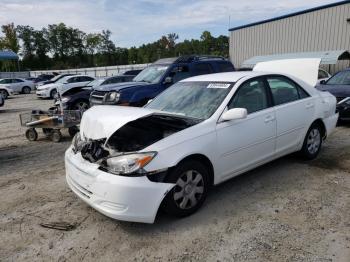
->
[66, 63, 339, 223]
[80, 105, 155, 140]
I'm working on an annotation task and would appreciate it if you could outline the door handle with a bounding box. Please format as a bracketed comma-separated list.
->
[306, 103, 314, 109]
[264, 115, 275, 123]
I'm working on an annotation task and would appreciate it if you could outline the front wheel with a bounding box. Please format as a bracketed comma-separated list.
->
[25, 128, 38, 141]
[50, 89, 57, 99]
[300, 123, 323, 160]
[162, 160, 209, 217]
[0, 90, 8, 99]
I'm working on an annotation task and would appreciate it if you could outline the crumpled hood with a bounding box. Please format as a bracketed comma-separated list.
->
[80, 105, 155, 140]
[94, 81, 152, 92]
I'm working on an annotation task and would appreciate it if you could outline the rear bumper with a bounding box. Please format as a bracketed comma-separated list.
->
[65, 147, 174, 223]
[323, 113, 339, 137]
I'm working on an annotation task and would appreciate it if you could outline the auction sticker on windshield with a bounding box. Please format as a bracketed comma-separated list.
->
[207, 83, 231, 89]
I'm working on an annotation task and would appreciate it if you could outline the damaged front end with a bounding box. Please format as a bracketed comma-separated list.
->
[72, 113, 201, 177]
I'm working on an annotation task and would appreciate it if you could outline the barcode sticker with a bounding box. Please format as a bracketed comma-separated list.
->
[207, 83, 230, 89]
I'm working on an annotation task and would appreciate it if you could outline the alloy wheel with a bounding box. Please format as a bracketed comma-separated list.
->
[173, 170, 204, 209]
[307, 128, 321, 154]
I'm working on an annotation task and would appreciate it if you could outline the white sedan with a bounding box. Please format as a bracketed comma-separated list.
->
[36, 75, 95, 98]
[0, 78, 34, 95]
[0, 85, 14, 99]
[65, 59, 338, 223]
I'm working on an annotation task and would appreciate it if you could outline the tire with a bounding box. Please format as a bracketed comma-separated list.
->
[50, 89, 57, 99]
[72, 100, 89, 112]
[300, 123, 323, 160]
[25, 128, 38, 141]
[0, 90, 8, 99]
[51, 130, 62, 143]
[162, 160, 209, 217]
[68, 126, 79, 138]
[22, 86, 31, 94]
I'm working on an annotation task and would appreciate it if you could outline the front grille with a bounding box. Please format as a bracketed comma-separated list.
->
[90, 91, 106, 105]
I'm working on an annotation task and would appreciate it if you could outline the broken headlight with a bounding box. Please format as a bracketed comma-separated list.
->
[104, 91, 120, 103]
[103, 152, 157, 176]
[72, 132, 84, 153]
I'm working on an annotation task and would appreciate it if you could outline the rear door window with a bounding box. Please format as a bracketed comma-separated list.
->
[267, 76, 309, 106]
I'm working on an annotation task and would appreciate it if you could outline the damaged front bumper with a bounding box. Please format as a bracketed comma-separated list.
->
[65, 147, 175, 223]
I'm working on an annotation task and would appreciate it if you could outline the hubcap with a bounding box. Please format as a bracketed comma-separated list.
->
[307, 128, 321, 154]
[174, 170, 204, 210]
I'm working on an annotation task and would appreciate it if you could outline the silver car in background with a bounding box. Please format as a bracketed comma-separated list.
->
[0, 78, 35, 94]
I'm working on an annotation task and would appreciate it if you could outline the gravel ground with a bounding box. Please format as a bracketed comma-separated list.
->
[0, 93, 349, 262]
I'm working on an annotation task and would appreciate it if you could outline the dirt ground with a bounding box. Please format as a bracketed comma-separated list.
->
[0, 93, 349, 262]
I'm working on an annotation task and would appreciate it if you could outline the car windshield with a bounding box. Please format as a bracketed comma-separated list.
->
[133, 65, 169, 84]
[50, 75, 63, 82]
[88, 79, 104, 87]
[326, 70, 350, 85]
[145, 81, 233, 120]
[56, 77, 69, 84]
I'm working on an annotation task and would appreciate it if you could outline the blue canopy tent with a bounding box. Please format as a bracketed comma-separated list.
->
[0, 50, 20, 71]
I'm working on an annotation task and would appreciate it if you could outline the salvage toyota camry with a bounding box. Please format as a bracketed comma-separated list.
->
[65, 59, 338, 223]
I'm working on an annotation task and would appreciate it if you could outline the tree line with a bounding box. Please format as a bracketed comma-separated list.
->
[0, 22, 229, 71]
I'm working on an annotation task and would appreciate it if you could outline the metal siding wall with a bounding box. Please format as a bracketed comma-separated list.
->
[229, 3, 350, 73]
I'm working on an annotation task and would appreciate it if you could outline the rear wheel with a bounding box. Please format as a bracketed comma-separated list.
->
[50, 89, 57, 99]
[300, 123, 322, 160]
[0, 90, 9, 99]
[25, 128, 38, 141]
[162, 160, 209, 217]
[22, 86, 31, 94]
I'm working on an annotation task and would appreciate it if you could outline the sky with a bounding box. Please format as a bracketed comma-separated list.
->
[0, 0, 342, 48]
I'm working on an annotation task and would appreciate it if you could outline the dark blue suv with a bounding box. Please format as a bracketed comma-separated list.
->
[90, 55, 235, 107]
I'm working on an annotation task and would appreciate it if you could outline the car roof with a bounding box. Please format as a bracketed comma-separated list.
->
[182, 71, 264, 83]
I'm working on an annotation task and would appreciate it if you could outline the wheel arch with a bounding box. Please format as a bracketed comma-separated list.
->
[170, 153, 215, 186]
[311, 118, 327, 139]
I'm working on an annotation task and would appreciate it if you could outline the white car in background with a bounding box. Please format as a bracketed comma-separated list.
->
[0, 78, 34, 95]
[65, 59, 338, 223]
[0, 85, 14, 99]
[36, 75, 95, 99]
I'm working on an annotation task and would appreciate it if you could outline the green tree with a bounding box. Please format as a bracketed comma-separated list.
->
[1, 23, 20, 53]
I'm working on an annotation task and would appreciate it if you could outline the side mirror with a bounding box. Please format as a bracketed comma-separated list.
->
[146, 99, 153, 104]
[221, 108, 247, 121]
[320, 80, 326, 84]
[163, 77, 173, 84]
